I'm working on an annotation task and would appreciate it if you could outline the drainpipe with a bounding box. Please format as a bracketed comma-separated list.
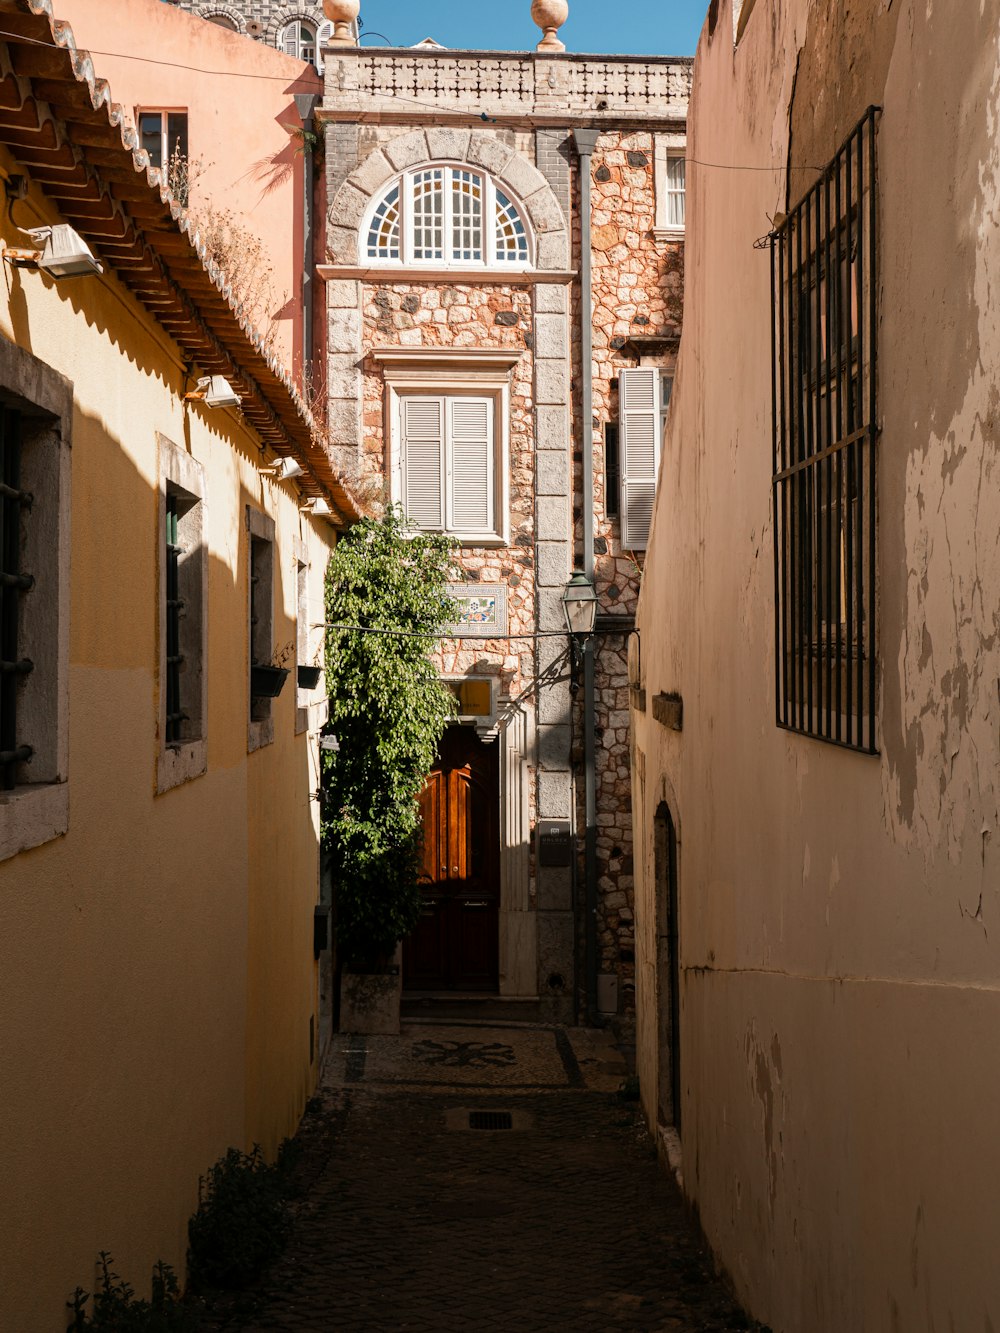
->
[572, 127, 600, 1026]
[294, 93, 321, 379]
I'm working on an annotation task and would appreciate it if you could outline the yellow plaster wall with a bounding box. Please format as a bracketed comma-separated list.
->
[0, 159, 332, 1328]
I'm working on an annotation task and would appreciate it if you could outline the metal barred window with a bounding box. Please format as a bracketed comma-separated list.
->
[0, 409, 33, 789]
[165, 490, 185, 745]
[770, 107, 879, 753]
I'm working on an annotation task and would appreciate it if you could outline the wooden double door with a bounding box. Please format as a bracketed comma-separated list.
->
[403, 725, 499, 992]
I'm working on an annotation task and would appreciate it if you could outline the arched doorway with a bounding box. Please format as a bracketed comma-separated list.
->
[654, 802, 681, 1130]
[403, 725, 499, 992]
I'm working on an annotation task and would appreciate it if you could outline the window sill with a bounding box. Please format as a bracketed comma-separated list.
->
[652, 228, 685, 243]
[318, 264, 575, 285]
[157, 739, 208, 794]
[0, 780, 69, 862]
[296, 696, 329, 738]
[248, 716, 274, 754]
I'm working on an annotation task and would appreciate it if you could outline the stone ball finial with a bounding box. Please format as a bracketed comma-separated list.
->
[323, 0, 360, 46]
[531, 0, 569, 51]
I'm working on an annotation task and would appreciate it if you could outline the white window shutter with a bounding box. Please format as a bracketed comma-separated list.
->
[402, 397, 444, 530]
[620, 367, 660, 550]
[448, 397, 493, 533]
[315, 19, 333, 71]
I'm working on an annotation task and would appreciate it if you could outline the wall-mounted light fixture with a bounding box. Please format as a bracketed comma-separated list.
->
[185, 375, 241, 409]
[299, 496, 334, 518]
[262, 456, 304, 481]
[4, 224, 103, 278]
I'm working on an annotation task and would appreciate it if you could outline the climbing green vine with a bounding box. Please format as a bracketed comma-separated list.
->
[322, 507, 456, 963]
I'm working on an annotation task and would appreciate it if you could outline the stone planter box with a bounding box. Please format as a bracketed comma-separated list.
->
[339, 959, 401, 1035]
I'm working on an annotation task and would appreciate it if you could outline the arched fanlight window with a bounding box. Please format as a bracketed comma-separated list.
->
[281, 19, 316, 65]
[364, 165, 532, 268]
[206, 14, 238, 30]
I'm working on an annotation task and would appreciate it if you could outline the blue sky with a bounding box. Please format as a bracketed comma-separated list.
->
[356, 1, 708, 57]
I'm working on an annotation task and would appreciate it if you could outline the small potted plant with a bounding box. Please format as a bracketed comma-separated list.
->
[251, 641, 293, 698]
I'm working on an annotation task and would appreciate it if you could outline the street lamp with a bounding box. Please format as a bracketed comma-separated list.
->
[562, 569, 598, 639]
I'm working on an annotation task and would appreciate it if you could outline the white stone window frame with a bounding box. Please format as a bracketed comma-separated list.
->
[280, 17, 317, 64]
[374, 348, 521, 548]
[157, 434, 208, 794]
[362, 163, 534, 273]
[247, 505, 276, 753]
[653, 134, 687, 242]
[0, 343, 71, 864]
[294, 534, 329, 737]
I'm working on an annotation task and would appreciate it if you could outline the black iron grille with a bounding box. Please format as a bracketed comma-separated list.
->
[770, 107, 879, 753]
[0, 408, 33, 790]
[468, 1111, 513, 1131]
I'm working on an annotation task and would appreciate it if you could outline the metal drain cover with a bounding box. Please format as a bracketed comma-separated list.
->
[444, 1107, 533, 1132]
[468, 1110, 513, 1131]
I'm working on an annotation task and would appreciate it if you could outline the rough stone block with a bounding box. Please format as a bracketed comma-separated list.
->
[523, 185, 567, 233]
[469, 133, 515, 176]
[326, 279, 360, 309]
[535, 404, 569, 450]
[326, 225, 358, 265]
[339, 968, 400, 1035]
[533, 283, 568, 314]
[326, 353, 359, 399]
[537, 722, 571, 769]
[500, 152, 548, 206]
[427, 127, 471, 161]
[537, 635, 567, 675]
[351, 149, 394, 197]
[331, 181, 370, 231]
[538, 678, 572, 725]
[327, 397, 360, 446]
[535, 360, 568, 406]
[327, 308, 360, 354]
[533, 312, 569, 361]
[536, 866, 572, 911]
[537, 229, 570, 270]
[536, 910, 575, 993]
[537, 768, 572, 818]
[538, 584, 571, 632]
[535, 539, 570, 588]
[384, 129, 429, 171]
[536, 494, 569, 541]
[535, 451, 568, 498]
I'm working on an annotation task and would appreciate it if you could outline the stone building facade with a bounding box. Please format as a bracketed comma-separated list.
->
[167, 0, 339, 62]
[319, 32, 689, 1020]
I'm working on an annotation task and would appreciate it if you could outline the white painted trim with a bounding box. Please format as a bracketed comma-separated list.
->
[498, 699, 536, 998]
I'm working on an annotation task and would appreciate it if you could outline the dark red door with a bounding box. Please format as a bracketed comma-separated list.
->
[403, 726, 499, 992]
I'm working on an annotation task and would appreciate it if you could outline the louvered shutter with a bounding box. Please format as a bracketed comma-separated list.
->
[619, 367, 660, 549]
[402, 397, 444, 530]
[315, 19, 333, 72]
[448, 397, 493, 533]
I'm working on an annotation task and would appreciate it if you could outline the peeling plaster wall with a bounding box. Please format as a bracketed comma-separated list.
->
[631, 0, 1000, 1328]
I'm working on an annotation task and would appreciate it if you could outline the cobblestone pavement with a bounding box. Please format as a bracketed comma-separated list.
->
[234, 1023, 762, 1333]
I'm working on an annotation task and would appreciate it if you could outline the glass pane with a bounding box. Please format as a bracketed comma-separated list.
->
[139, 112, 164, 167]
[495, 187, 528, 263]
[412, 169, 444, 261]
[451, 169, 483, 262]
[367, 185, 400, 260]
[666, 155, 685, 227]
[166, 113, 188, 166]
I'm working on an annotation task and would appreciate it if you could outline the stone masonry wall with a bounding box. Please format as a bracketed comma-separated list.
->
[577, 130, 685, 1015]
[170, 0, 326, 42]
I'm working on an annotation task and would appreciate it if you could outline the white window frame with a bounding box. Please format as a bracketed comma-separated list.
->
[280, 18, 317, 64]
[619, 365, 669, 551]
[137, 108, 188, 171]
[294, 535, 329, 737]
[653, 135, 686, 241]
[363, 163, 533, 272]
[0, 342, 71, 863]
[157, 434, 207, 794]
[374, 348, 521, 547]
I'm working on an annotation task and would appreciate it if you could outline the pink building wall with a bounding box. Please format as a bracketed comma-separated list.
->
[58, 0, 322, 377]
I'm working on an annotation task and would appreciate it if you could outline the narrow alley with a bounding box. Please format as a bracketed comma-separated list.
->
[225, 1022, 759, 1333]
